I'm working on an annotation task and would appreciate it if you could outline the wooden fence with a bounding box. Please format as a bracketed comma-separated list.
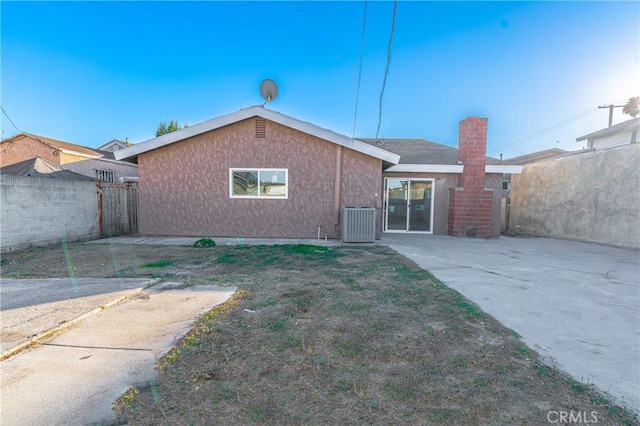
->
[98, 182, 138, 237]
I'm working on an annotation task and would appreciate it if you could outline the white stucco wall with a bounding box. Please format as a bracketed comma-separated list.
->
[592, 132, 636, 150]
[63, 158, 138, 182]
[509, 144, 639, 249]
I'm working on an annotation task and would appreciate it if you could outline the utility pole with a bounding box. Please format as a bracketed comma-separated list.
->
[598, 104, 625, 127]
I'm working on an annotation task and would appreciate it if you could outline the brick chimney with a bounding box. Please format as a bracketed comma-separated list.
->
[448, 117, 494, 237]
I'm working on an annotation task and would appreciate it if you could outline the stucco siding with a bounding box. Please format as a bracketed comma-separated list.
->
[592, 133, 636, 150]
[340, 148, 384, 237]
[59, 152, 92, 164]
[382, 172, 458, 235]
[485, 173, 503, 236]
[510, 144, 640, 249]
[381, 172, 503, 236]
[64, 159, 138, 182]
[138, 118, 381, 238]
[0, 137, 59, 167]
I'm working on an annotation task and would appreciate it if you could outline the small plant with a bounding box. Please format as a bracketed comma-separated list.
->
[164, 349, 181, 364]
[193, 238, 216, 248]
[122, 386, 139, 404]
[184, 334, 199, 347]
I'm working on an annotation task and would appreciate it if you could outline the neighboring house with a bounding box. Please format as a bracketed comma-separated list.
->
[0, 156, 96, 181]
[501, 148, 570, 195]
[502, 148, 569, 166]
[115, 106, 521, 239]
[0, 133, 138, 183]
[576, 117, 639, 150]
[98, 139, 132, 152]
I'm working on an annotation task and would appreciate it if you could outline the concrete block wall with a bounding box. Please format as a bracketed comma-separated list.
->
[1, 175, 100, 252]
[510, 144, 640, 249]
[448, 117, 495, 237]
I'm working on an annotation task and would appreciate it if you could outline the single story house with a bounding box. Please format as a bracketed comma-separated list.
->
[0, 133, 138, 183]
[576, 117, 639, 150]
[115, 106, 521, 239]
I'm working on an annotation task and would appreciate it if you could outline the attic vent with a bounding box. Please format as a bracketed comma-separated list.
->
[255, 119, 266, 139]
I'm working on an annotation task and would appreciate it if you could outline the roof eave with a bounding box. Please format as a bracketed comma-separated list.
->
[114, 106, 400, 164]
[384, 164, 523, 174]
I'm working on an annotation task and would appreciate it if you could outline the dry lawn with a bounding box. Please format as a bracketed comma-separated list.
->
[1, 242, 636, 425]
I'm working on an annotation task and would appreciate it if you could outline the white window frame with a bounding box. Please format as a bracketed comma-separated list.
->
[95, 169, 115, 183]
[229, 168, 288, 199]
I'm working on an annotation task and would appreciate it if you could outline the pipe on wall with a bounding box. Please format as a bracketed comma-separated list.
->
[333, 145, 342, 225]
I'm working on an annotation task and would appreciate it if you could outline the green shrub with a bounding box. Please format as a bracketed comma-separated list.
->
[193, 238, 216, 248]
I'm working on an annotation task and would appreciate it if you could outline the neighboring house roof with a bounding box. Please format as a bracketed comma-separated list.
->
[576, 118, 640, 142]
[502, 148, 569, 165]
[114, 106, 401, 164]
[0, 132, 138, 166]
[0, 157, 96, 181]
[0, 133, 104, 159]
[98, 139, 132, 152]
[360, 138, 522, 174]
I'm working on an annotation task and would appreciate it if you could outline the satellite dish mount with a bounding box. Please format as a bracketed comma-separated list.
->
[260, 79, 278, 106]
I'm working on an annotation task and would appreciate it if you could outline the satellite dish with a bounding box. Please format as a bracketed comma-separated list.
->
[260, 79, 278, 104]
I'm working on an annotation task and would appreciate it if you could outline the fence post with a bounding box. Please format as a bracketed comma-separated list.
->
[97, 180, 104, 237]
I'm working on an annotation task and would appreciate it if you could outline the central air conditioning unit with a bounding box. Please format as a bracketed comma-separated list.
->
[341, 207, 377, 243]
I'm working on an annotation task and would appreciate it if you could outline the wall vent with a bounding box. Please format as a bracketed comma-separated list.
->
[255, 119, 266, 138]
[341, 207, 376, 243]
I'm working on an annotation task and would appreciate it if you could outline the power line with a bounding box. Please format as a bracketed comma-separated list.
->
[351, 1, 368, 140]
[375, 0, 397, 141]
[0, 106, 21, 133]
[488, 107, 599, 155]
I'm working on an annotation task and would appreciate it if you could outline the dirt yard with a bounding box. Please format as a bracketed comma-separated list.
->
[1, 242, 636, 425]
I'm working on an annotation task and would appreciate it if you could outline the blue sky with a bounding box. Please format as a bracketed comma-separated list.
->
[1, 1, 638, 158]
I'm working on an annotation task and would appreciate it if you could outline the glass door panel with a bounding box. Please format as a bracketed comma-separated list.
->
[408, 181, 432, 232]
[385, 178, 408, 231]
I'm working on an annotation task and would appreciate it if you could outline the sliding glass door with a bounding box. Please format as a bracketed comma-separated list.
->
[384, 178, 434, 233]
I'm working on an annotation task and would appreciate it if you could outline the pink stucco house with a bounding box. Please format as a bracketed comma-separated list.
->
[114, 106, 520, 239]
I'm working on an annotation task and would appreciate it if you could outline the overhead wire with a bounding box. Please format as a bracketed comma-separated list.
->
[375, 0, 398, 141]
[351, 0, 368, 140]
[0, 106, 21, 133]
[487, 107, 600, 155]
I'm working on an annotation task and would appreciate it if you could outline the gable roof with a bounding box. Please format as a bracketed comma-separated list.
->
[98, 139, 132, 151]
[0, 157, 96, 180]
[360, 138, 522, 174]
[1, 133, 104, 159]
[359, 138, 503, 165]
[114, 106, 400, 164]
[576, 117, 640, 142]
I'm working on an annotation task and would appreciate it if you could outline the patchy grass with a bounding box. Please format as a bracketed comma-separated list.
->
[140, 260, 175, 268]
[1, 242, 635, 425]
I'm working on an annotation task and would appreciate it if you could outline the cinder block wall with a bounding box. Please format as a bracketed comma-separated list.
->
[510, 144, 640, 249]
[1, 175, 100, 252]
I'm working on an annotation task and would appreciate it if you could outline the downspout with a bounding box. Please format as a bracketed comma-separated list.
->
[333, 145, 342, 227]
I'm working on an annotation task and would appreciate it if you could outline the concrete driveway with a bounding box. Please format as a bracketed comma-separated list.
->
[1, 279, 235, 425]
[1, 278, 155, 357]
[382, 234, 640, 411]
